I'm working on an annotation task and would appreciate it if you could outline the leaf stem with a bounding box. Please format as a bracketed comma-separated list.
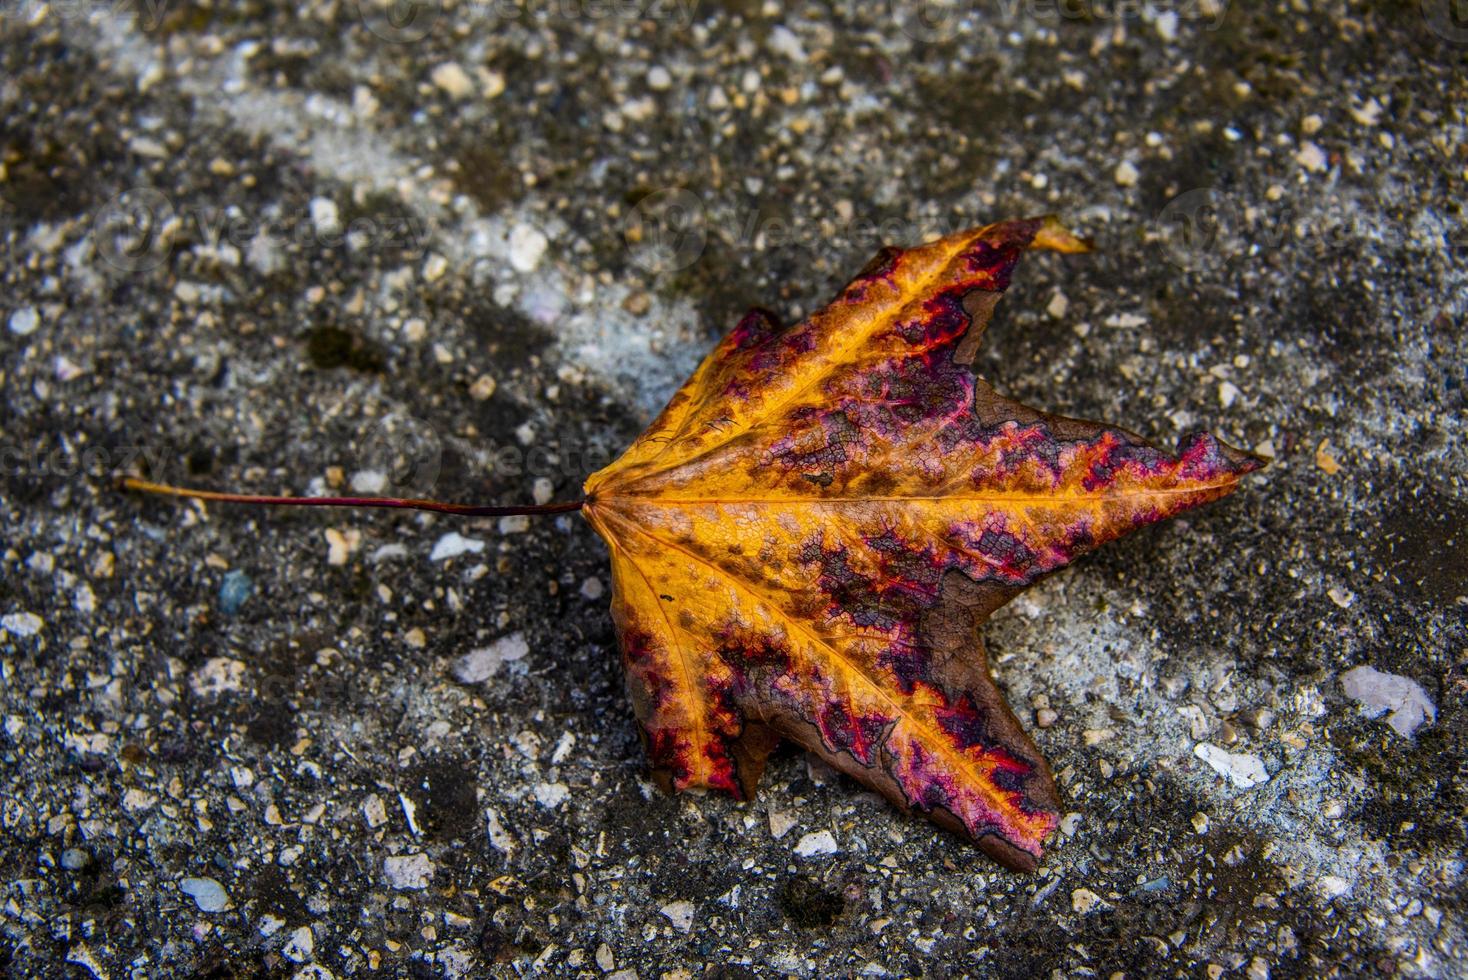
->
[120, 477, 585, 517]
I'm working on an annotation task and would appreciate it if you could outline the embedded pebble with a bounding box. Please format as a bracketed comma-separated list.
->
[430, 532, 485, 562]
[431, 62, 475, 99]
[659, 900, 695, 933]
[383, 853, 434, 890]
[180, 876, 231, 913]
[451, 632, 529, 683]
[219, 571, 252, 615]
[8, 306, 39, 335]
[1193, 743, 1270, 789]
[794, 830, 838, 857]
[1, 612, 43, 637]
[509, 223, 549, 273]
[282, 925, 315, 962]
[1339, 665, 1436, 737]
[190, 657, 246, 697]
[533, 782, 570, 808]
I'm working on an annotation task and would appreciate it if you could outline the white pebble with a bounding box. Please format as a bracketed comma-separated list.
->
[647, 66, 673, 90]
[1154, 10, 1179, 41]
[190, 657, 247, 697]
[1114, 160, 1140, 187]
[363, 794, 389, 828]
[1, 612, 43, 637]
[430, 532, 485, 562]
[1218, 381, 1240, 408]
[532, 477, 554, 505]
[430, 62, 474, 99]
[1295, 141, 1329, 173]
[508, 223, 548, 273]
[282, 925, 315, 962]
[451, 632, 529, 684]
[1193, 743, 1269, 789]
[309, 198, 340, 237]
[180, 876, 231, 913]
[533, 781, 570, 808]
[793, 829, 838, 857]
[350, 470, 387, 494]
[767, 25, 806, 60]
[1339, 665, 1436, 737]
[383, 852, 434, 890]
[7, 306, 39, 336]
[579, 577, 604, 601]
[659, 900, 695, 933]
[1071, 887, 1109, 914]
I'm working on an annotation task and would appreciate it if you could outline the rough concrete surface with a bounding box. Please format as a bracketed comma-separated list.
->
[1, 0, 1465, 977]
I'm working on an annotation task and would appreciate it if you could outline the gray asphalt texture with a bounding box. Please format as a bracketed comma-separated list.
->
[1, 1, 1465, 977]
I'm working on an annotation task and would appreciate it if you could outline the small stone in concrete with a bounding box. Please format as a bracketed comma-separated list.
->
[1340, 665, 1436, 737]
[383, 852, 434, 890]
[180, 876, 230, 913]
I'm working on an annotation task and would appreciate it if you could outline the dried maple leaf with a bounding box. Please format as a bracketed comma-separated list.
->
[124, 215, 1262, 871]
[580, 216, 1262, 870]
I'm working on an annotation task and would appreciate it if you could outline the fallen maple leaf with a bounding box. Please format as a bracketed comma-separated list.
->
[123, 215, 1261, 871]
[581, 216, 1262, 870]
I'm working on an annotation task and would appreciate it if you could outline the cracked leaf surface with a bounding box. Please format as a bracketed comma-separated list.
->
[583, 217, 1262, 870]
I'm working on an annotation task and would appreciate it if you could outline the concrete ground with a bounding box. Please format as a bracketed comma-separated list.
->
[1, 0, 1464, 976]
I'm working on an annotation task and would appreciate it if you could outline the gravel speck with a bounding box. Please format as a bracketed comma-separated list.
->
[430, 532, 485, 562]
[1339, 665, 1437, 737]
[383, 853, 434, 891]
[451, 632, 529, 683]
[180, 876, 231, 913]
[509, 223, 549, 273]
[659, 900, 695, 933]
[1, 611, 43, 637]
[282, 925, 315, 962]
[7, 306, 39, 336]
[218, 571, 252, 615]
[1193, 743, 1270, 789]
[794, 830, 838, 857]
